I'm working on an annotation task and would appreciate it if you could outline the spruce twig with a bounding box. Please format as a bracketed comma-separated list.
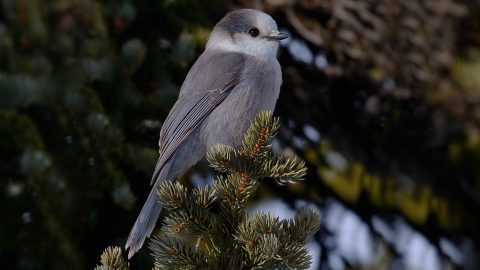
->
[149, 111, 320, 270]
[95, 246, 130, 270]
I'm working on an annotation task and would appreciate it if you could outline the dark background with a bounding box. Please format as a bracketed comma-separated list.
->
[1, 0, 479, 269]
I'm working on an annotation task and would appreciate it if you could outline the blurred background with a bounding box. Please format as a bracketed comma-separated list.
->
[1, 0, 479, 269]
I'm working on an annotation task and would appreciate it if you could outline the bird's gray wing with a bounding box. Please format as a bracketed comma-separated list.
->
[151, 52, 245, 184]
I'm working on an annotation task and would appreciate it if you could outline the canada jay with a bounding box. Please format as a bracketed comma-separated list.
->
[125, 9, 288, 258]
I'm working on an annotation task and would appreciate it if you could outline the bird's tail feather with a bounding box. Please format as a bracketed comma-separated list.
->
[125, 188, 162, 259]
[125, 161, 172, 259]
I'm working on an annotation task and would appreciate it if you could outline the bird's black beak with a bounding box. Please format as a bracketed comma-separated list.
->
[266, 30, 289, 41]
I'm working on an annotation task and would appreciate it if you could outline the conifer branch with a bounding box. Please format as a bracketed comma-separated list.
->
[95, 246, 130, 270]
[148, 111, 319, 269]
[264, 154, 308, 185]
[150, 236, 209, 270]
[157, 181, 221, 240]
[285, 208, 321, 244]
[207, 112, 306, 186]
[94, 111, 320, 269]
[240, 111, 280, 160]
[156, 181, 188, 210]
[207, 146, 252, 175]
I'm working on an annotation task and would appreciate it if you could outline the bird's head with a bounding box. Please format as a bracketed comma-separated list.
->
[206, 9, 288, 59]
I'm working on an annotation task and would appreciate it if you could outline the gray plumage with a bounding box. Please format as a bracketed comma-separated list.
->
[125, 8, 287, 259]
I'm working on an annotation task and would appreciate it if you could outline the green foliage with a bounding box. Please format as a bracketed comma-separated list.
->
[150, 111, 319, 270]
[95, 246, 130, 270]
[0, 0, 227, 268]
[207, 113, 307, 185]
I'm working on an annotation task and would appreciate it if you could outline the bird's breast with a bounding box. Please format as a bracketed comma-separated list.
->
[200, 59, 282, 149]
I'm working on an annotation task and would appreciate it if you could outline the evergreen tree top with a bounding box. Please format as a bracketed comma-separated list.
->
[96, 111, 320, 270]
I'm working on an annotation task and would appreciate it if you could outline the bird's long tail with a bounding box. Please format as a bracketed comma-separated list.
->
[125, 161, 172, 259]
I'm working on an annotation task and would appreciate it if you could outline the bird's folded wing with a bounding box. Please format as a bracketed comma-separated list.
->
[151, 53, 245, 184]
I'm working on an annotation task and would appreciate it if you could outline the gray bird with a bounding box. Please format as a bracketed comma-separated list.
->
[125, 8, 288, 258]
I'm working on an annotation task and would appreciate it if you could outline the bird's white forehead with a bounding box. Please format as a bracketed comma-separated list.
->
[206, 9, 281, 58]
[252, 10, 278, 31]
[216, 9, 278, 33]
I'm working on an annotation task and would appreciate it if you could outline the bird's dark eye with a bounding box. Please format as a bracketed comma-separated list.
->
[248, 28, 259, 37]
